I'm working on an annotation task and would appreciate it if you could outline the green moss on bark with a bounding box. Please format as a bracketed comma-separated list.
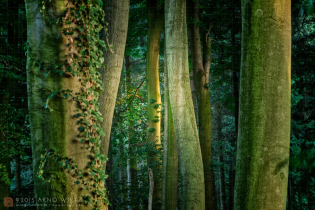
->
[234, 1, 291, 210]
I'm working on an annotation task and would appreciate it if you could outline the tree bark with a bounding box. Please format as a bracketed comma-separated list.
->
[148, 168, 154, 210]
[106, 139, 115, 210]
[190, 71, 198, 122]
[100, 0, 130, 169]
[219, 150, 227, 210]
[0, 81, 12, 204]
[25, 1, 107, 209]
[213, 104, 227, 210]
[125, 55, 136, 210]
[146, 1, 164, 207]
[187, 0, 214, 209]
[165, 0, 205, 209]
[161, 41, 178, 210]
[119, 137, 126, 205]
[234, 1, 291, 209]
[229, 2, 240, 206]
[15, 155, 21, 193]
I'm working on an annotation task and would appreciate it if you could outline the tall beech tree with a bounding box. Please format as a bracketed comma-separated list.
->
[161, 41, 178, 210]
[146, 0, 164, 206]
[187, 0, 214, 209]
[234, 1, 291, 209]
[26, 0, 108, 209]
[100, 0, 130, 168]
[165, 0, 205, 209]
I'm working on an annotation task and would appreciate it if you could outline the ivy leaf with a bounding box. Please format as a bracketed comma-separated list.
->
[99, 130, 105, 137]
[89, 137, 95, 143]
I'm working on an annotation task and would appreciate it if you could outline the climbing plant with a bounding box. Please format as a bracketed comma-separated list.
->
[25, 0, 109, 208]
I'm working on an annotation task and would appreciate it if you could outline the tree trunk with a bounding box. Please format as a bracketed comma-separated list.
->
[219, 152, 227, 210]
[0, 82, 12, 204]
[165, 0, 205, 209]
[190, 71, 198, 122]
[15, 155, 21, 193]
[106, 139, 115, 210]
[25, 1, 108, 209]
[100, 0, 130, 169]
[229, 2, 240, 209]
[234, 1, 291, 210]
[148, 168, 154, 210]
[213, 104, 227, 210]
[187, 0, 214, 209]
[146, 1, 164, 208]
[125, 55, 137, 210]
[161, 41, 178, 210]
[119, 137, 126, 205]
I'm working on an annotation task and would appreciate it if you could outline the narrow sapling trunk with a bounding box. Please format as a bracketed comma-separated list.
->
[15, 155, 21, 193]
[165, 0, 205, 209]
[234, 1, 291, 209]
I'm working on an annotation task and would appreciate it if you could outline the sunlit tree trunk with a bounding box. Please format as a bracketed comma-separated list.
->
[165, 0, 205, 209]
[146, 1, 164, 207]
[100, 0, 130, 169]
[161, 40, 178, 210]
[187, 0, 214, 209]
[25, 1, 107, 209]
[234, 1, 291, 209]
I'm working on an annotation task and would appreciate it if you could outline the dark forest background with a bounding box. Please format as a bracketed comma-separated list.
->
[0, 0, 314, 209]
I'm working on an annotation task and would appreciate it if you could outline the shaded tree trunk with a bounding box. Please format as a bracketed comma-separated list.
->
[106, 139, 115, 210]
[213, 104, 227, 210]
[15, 155, 21, 193]
[165, 0, 205, 209]
[187, 0, 214, 209]
[234, 1, 291, 209]
[125, 55, 137, 210]
[190, 71, 198, 122]
[0, 81, 12, 203]
[229, 2, 240, 208]
[119, 137, 126, 205]
[100, 0, 130, 169]
[219, 152, 227, 210]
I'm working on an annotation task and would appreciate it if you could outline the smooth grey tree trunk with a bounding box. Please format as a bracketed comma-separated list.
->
[234, 1, 291, 209]
[165, 0, 205, 209]
[100, 0, 130, 169]
[161, 39, 178, 210]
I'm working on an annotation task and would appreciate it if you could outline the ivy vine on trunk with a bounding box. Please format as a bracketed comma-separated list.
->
[25, 0, 108, 209]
